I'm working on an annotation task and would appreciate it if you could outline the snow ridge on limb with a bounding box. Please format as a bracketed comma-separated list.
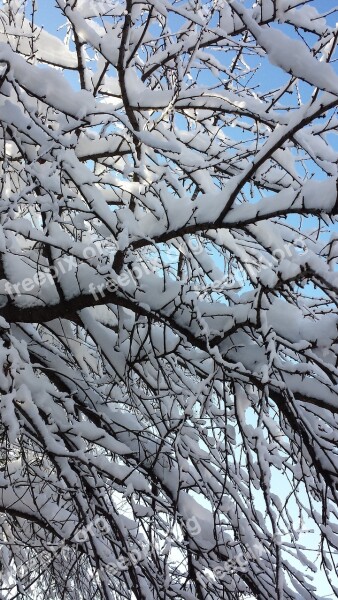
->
[0, 1, 338, 599]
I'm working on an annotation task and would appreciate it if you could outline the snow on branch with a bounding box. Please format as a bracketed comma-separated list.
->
[0, 1, 338, 599]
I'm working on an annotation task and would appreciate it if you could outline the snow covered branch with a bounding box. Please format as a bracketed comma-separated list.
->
[1, 1, 338, 599]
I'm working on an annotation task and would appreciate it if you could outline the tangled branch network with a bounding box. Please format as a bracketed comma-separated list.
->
[0, 0, 338, 599]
